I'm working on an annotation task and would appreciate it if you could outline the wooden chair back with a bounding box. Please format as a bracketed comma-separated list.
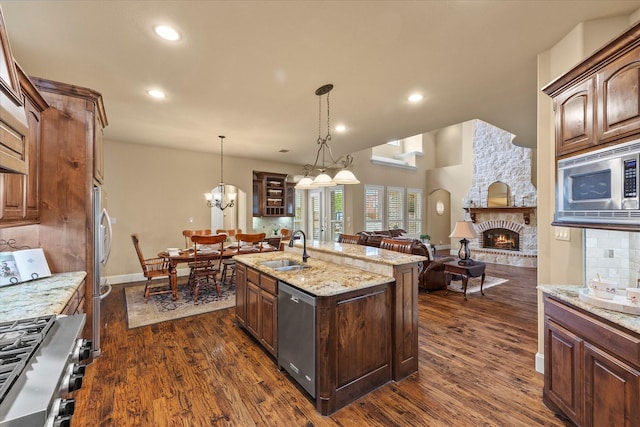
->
[235, 233, 266, 253]
[131, 233, 172, 302]
[280, 228, 292, 240]
[338, 233, 363, 245]
[183, 229, 212, 247]
[216, 229, 242, 237]
[380, 237, 418, 254]
[190, 234, 226, 300]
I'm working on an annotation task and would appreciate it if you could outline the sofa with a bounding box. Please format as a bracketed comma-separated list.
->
[356, 231, 455, 291]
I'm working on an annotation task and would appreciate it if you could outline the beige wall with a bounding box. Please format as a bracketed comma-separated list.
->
[426, 121, 475, 248]
[535, 14, 639, 367]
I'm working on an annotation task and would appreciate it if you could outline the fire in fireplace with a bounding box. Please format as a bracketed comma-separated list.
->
[483, 228, 519, 251]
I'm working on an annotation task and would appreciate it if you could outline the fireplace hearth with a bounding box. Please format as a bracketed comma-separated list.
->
[483, 228, 519, 251]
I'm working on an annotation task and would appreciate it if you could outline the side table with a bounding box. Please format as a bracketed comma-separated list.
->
[444, 260, 487, 300]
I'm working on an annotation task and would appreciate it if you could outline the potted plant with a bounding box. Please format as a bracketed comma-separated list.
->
[419, 234, 431, 244]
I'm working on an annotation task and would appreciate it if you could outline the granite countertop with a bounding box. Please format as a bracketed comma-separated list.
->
[539, 284, 640, 334]
[0, 271, 87, 321]
[289, 240, 427, 265]
[234, 252, 395, 297]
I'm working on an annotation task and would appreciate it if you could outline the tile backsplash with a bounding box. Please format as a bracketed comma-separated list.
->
[585, 229, 640, 288]
[252, 217, 294, 236]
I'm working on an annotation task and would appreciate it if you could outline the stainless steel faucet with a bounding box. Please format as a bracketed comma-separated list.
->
[288, 230, 310, 262]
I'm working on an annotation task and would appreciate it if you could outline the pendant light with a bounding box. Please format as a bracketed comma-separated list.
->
[295, 84, 359, 189]
[205, 135, 236, 210]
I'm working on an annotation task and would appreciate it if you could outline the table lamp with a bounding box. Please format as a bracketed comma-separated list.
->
[449, 221, 479, 265]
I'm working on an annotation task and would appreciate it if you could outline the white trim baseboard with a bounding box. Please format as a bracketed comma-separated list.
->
[535, 352, 544, 374]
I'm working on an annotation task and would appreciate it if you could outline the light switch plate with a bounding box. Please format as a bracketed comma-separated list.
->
[554, 227, 570, 241]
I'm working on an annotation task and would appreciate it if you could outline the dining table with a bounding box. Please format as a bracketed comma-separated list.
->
[158, 244, 278, 299]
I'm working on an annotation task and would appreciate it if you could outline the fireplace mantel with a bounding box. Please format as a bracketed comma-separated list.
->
[465, 207, 536, 225]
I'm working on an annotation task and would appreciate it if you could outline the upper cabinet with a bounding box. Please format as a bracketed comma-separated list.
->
[0, 8, 28, 174]
[253, 172, 294, 217]
[544, 23, 640, 158]
[0, 65, 48, 226]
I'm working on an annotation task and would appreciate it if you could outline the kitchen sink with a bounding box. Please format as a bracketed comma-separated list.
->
[274, 265, 309, 272]
[260, 259, 309, 271]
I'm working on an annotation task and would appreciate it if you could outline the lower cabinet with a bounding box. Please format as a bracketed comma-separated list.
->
[543, 295, 640, 426]
[61, 280, 86, 316]
[236, 264, 277, 357]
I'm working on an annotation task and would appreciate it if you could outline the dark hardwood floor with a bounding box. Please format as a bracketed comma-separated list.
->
[74, 262, 571, 426]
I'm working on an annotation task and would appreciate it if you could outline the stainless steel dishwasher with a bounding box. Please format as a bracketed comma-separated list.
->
[277, 281, 316, 397]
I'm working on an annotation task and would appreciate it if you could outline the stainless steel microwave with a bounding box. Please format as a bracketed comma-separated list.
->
[556, 140, 640, 225]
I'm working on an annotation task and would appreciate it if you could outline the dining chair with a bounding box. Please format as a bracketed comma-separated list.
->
[190, 234, 226, 301]
[338, 233, 364, 245]
[380, 237, 418, 254]
[131, 234, 172, 303]
[222, 232, 266, 286]
[182, 229, 212, 248]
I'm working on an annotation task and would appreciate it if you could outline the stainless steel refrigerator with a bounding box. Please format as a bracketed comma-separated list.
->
[92, 185, 113, 357]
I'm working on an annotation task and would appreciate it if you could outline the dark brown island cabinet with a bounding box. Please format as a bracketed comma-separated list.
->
[234, 244, 424, 416]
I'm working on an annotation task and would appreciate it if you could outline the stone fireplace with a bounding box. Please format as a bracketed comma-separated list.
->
[462, 121, 537, 267]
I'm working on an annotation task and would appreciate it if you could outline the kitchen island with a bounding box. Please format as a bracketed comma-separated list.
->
[234, 244, 426, 415]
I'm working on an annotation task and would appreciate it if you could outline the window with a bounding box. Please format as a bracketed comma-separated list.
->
[294, 189, 304, 232]
[364, 185, 384, 232]
[364, 185, 423, 234]
[387, 187, 404, 230]
[407, 188, 422, 234]
[327, 186, 344, 241]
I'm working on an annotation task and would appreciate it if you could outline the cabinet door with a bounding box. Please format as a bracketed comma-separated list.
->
[235, 263, 247, 326]
[23, 93, 41, 221]
[584, 343, 640, 427]
[259, 290, 277, 356]
[246, 281, 260, 337]
[544, 319, 584, 425]
[286, 182, 295, 217]
[554, 77, 595, 157]
[597, 47, 640, 144]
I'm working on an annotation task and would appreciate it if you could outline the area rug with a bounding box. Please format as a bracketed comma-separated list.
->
[124, 282, 235, 329]
[447, 275, 508, 294]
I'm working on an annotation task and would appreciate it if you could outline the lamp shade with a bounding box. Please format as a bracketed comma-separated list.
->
[295, 176, 315, 189]
[333, 169, 360, 184]
[312, 172, 336, 187]
[449, 221, 479, 239]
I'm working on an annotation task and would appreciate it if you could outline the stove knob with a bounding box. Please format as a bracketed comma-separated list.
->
[73, 339, 92, 362]
[68, 373, 83, 392]
[52, 415, 72, 427]
[73, 364, 86, 376]
[58, 398, 75, 416]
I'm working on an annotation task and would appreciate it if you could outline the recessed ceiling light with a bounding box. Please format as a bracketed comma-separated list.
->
[408, 93, 423, 103]
[154, 25, 181, 41]
[147, 89, 166, 99]
[335, 124, 347, 133]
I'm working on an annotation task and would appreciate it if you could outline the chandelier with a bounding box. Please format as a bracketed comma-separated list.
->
[295, 84, 360, 189]
[204, 135, 236, 210]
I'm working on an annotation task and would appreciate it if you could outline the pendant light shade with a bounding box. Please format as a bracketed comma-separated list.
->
[333, 168, 360, 184]
[312, 172, 336, 187]
[295, 176, 315, 189]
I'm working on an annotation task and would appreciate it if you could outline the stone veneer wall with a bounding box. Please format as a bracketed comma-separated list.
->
[462, 120, 538, 267]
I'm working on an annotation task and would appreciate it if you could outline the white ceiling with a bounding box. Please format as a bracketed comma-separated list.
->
[2, 1, 640, 165]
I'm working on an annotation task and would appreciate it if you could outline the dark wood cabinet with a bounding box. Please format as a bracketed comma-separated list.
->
[553, 77, 595, 156]
[543, 294, 640, 426]
[285, 182, 295, 217]
[596, 47, 640, 144]
[31, 77, 107, 341]
[236, 264, 278, 357]
[0, 10, 28, 175]
[253, 172, 293, 217]
[543, 22, 640, 158]
[0, 66, 47, 226]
